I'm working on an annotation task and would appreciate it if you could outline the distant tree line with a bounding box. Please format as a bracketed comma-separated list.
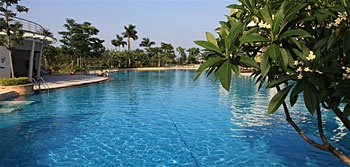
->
[43, 19, 207, 73]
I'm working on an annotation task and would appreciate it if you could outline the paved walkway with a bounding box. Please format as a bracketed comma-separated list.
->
[35, 74, 109, 91]
[0, 74, 108, 100]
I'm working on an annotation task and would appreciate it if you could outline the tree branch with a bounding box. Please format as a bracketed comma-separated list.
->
[316, 105, 329, 146]
[275, 87, 350, 165]
[326, 99, 350, 131]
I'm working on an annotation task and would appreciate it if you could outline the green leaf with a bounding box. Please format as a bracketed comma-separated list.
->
[309, 73, 325, 89]
[240, 33, 269, 45]
[266, 76, 295, 88]
[227, 19, 244, 51]
[226, 4, 246, 11]
[292, 48, 307, 63]
[313, 38, 327, 53]
[195, 57, 224, 80]
[231, 64, 240, 76]
[327, 33, 338, 50]
[272, 7, 283, 36]
[290, 80, 306, 106]
[265, 44, 281, 62]
[206, 32, 218, 48]
[280, 48, 289, 71]
[239, 56, 259, 69]
[260, 53, 271, 77]
[289, 37, 302, 50]
[343, 30, 350, 53]
[279, 29, 312, 40]
[304, 82, 319, 115]
[218, 60, 233, 91]
[268, 85, 293, 114]
[194, 40, 224, 55]
[259, 6, 272, 25]
[318, 9, 337, 18]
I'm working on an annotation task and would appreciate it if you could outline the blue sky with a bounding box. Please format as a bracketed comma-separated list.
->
[19, 0, 238, 50]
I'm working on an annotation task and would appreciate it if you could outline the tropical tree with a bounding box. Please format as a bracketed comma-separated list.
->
[187, 47, 200, 64]
[176, 46, 187, 65]
[122, 24, 138, 52]
[160, 42, 176, 65]
[43, 28, 53, 37]
[111, 34, 126, 52]
[58, 18, 105, 69]
[103, 49, 118, 69]
[139, 37, 155, 52]
[0, 0, 28, 78]
[42, 45, 57, 72]
[149, 47, 162, 67]
[195, 0, 350, 164]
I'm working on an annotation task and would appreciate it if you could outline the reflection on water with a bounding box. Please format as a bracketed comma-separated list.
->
[331, 117, 348, 142]
[225, 76, 349, 155]
[0, 71, 348, 166]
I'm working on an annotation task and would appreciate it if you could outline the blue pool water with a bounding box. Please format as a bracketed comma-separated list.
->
[0, 70, 348, 166]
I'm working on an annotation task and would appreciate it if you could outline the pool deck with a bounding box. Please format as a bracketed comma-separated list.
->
[35, 74, 109, 91]
[0, 74, 108, 100]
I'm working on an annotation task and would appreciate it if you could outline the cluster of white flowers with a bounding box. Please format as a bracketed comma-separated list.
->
[294, 51, 315, 79]
[334, 12, 348, 26]
[305, 5, 312, 10]
[342, 66, 350, 79]
[258, 21, 271, 29]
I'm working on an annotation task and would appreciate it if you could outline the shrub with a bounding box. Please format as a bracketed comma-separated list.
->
[0, 77, 30, 86]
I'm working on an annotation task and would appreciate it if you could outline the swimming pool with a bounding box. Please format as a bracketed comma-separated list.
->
[0, 70, 348, 166]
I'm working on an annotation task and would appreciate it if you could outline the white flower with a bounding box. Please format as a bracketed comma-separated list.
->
[298, 74, 303, 80]
[294, 60, 299, 66]
[328, 23, 334, 28]
[338, 12, 347, 21]
[297, 66, 303, 72]
[265, 23, 271, 29]
[335, 17, 342, 25]
[258, 21, 271, 29]
[347, 67, 350, 74]
[307, 5, 311, 10]
[307, 51, 316, 61]
[304, 67, 310, 72]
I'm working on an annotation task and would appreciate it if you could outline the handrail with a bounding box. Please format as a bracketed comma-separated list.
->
[32, 77, 49, 92]
[32, 78, 40, 90]
[40, 77, 49, 92]
[0, 13, 44, 35]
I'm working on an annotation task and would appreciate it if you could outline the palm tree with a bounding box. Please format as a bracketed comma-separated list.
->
[111, 34, 126, 52]
[122, 24, 138, 52]
[176, 46, 187, 65]
[139, 37, 155, 52]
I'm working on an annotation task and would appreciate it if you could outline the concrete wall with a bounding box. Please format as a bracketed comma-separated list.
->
[0, 46, 10, 78]
[0, 40, 44, 78]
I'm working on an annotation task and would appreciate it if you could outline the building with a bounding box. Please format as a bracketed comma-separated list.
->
[0, 15, 56, 82]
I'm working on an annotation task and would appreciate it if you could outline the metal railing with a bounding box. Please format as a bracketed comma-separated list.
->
[32, 77, 49, 92]
[0, 13, 45, 35]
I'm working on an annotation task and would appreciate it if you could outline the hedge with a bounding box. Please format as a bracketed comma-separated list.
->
[0, 77, 30, 86]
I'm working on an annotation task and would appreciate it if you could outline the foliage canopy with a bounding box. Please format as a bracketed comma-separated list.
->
[195, 0, 350, 164]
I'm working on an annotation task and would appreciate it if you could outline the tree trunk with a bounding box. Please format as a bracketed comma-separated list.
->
[71, 59, 74, 70]
[43, 54, 50, 71]
[158, 58, 161, 67]
[127, 37, 131, 52]
[8, 49, 14, 78]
